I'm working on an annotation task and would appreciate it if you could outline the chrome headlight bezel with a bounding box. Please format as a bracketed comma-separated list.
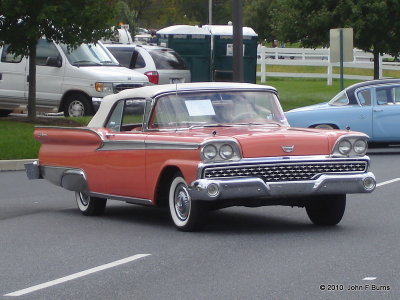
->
[332, 134, 369, 157]
[200, 140, 241, 163]
[203, 144, 218, 160]
[95, 82, 114, 94]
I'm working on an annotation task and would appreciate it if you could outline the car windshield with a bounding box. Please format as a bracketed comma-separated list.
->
[328, 90, 349, 106]
[60, 43, 119, 66]
[149, 90, 288, 130]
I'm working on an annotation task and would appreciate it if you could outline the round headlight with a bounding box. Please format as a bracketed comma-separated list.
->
[219, 144, 234, 160]
[338, 140, 352, 155]
[353, 139, 367, 154]
[203, 144, 218, 160]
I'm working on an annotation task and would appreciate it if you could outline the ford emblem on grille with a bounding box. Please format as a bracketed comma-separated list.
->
[282, 145, 295, 153]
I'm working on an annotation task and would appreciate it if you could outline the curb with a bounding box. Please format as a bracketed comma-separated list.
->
[0, 159, 36, 172]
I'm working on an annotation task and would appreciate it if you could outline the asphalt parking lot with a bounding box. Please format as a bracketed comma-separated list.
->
[0, 148, 399, 300]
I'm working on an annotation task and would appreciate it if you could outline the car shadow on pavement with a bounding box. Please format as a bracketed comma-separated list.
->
[61, 203, 345, 234]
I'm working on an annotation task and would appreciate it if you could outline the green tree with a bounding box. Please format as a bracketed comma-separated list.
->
[116, 1, 138, 33]
[117, 0, 154, 32]
[0, 0, 118, 118]
[243, 0, 276, 42]
[271, 0, 400, 79]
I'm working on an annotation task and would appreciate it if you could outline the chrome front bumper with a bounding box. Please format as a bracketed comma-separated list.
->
[188, 172, 376, 201]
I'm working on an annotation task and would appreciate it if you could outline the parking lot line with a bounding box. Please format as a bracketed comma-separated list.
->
[376, 178, 400, 187]
[4, 254, 151, 297]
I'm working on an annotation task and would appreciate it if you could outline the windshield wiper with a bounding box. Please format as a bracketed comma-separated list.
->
[100, 60, 117, 65]
[189, 124, 234, 130]
[233, 122, 282, 127]
[73, 60, 102, 66]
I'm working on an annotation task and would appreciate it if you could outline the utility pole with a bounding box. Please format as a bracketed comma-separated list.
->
[232, 0, 244, 82]
[209, 0, 212, 25]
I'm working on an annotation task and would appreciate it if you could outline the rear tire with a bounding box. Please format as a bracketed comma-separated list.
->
[168, 174, 205, 231]
[75, 192, 107, 216]
[306, 194, 346, 226]
[64, 93, 93, 117]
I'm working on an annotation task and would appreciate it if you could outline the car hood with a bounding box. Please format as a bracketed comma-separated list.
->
[286, 102, 331, 113]
[66, 66, 149, 82]
[227, 126, 338, 157]
[147, 125, 345, 158]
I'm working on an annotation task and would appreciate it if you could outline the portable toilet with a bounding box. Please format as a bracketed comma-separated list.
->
[202, 25, 258, 83]
[157, 25, 211, 82]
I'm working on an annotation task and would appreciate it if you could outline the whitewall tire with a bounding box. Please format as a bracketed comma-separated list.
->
[75, 192, 107, 216]
[168, 175, 204, 231]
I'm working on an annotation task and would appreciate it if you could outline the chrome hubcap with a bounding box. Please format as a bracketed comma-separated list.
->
[68, 101, 84, 117]
[174, 183, 190, 221]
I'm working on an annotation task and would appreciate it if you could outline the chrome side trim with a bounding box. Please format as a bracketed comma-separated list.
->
[97, 140, 199, 151]
[146, 140, 199, 150]
[35, 126, 102, 136]
[89, 192, 153, 206]
[100, 140, 146, 151]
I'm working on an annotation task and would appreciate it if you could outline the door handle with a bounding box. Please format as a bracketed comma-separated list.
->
[0, 73, 2, 80]
[373, 109, 383, 112]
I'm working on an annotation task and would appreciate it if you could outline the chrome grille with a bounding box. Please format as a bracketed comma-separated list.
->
[203, 161, 368, 182]
[113, 83, 144, 93]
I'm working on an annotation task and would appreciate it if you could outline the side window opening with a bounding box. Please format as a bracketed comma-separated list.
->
[106, 100, 124, 131]
[134, 52, 146, 68]
[328, 90, 349, 106]
[376, 87, 393, 105]
[357, 89, 372, 106]
[121, 100, 145, 131]
[105, 99, 145, 132]
[36, 39, 61, 66]
[1, 45, 23, 63]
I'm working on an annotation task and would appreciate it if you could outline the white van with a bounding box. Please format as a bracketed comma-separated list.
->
[0, 39, 149, 117]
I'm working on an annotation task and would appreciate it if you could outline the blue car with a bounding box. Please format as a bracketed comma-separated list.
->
[285, 79, 400, 143]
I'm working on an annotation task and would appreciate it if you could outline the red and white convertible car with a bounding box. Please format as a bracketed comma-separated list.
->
[26, 82, 376, 231]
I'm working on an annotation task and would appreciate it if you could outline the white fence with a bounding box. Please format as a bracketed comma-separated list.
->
[256, 46, 400, 85]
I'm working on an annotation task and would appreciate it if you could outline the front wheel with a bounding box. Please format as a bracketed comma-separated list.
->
[168, 175, 205, 231]
[305, 194, 346, 226]
[75, 192, 107, 216]
[63, 93, 93, 117]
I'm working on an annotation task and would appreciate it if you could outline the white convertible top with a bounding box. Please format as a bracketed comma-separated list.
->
[88, 82, 276, 128]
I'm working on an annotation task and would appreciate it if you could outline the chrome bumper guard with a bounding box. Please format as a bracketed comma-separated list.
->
[188, 172, 376, 201]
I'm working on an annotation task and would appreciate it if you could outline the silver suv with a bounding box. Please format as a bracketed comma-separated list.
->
[105, 44, 191, 85]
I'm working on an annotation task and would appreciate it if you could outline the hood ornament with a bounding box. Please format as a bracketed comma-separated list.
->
[282, 145, 295, 153]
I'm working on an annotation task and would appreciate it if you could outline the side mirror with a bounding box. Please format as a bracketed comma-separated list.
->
[45, 56, 62, 68]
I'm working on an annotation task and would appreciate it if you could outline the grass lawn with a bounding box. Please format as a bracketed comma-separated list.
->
[0, 116, 91, 160]
[0, 121, 40, 159]
[259, 77, 361, 111]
